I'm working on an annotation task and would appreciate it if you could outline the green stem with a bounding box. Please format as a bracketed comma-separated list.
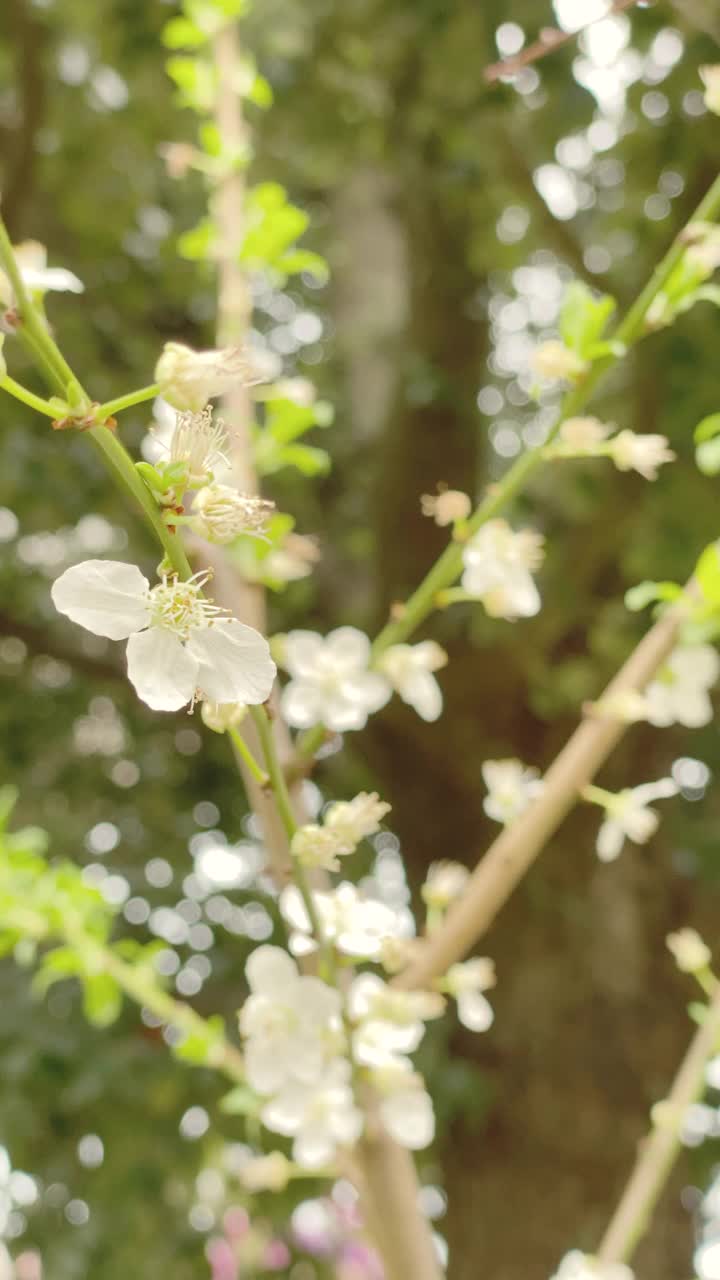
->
[96, 384, 160, 421]
[0, 217, 81, 396]
[228, 726, 269, 787]
[89, 426, 192, 578]
[0, 374, 58, 418]
[250, 705, 329, 950]
[371, 170, 720, 658]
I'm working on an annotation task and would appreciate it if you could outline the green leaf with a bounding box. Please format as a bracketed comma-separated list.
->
[177, 218, 216, 261]
[695, 541, 720, 606]
[174, 1015, 226, 1066]
[82, 974, 123, 1028]
[559, 282, 616, 359]
[624, 581, 681, 612]
[166, 55, 216, 111]
[220, 1084, 261, 1116]
[694, 413, 720, 445]
[162, 17, 206, 49]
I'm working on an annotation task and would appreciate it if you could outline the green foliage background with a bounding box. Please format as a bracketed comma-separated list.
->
[1, 1, 720, 1277]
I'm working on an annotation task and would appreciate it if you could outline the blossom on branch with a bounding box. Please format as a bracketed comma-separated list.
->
[420, 487, 472, 526]
[162, 406, 230, 488]
[378, 640, 448, 722]
[462, 520, 544, 620]
[279, 882, 407, 961]
[482, 758, 544, 825]
[443, 957, 496, 1032]
[261, 1058, 363, 1169]
[239, 946, 343, 1095]
[292, 791, 392, 871]
[422, 860, 470, 911]
[531, 340, 586, 384]
[584, 778, 679, 863]
[643, 644, 719, 728]
[278, 628, 391, 731]
[155, 341, 271, 412]
[51, 559, 276, 712]
[190, 484, 275, 544]
[607, 430, 675, 480]
[0, 240, 83, 307]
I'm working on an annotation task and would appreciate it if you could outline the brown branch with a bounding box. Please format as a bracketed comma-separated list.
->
[395, 587, 690, 992]
[484, 0, 643, 84]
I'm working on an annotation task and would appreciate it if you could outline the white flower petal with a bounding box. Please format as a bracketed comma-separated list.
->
[245, 945, 298, 997]
[632, 778, 678, 805]
[283, 630, 327, 678]
[126, 628, 198, 711]
[51, 559, 150, 639]
[293, 1128, 336, 1169]
[341, 671, 392, 714]
[325, 626, 372, 670]
[399, 669, 442, 721]
[596, 818, 624, 862]
[187, 620, 276, 704]
[458, 991, 494, 1032]
[281, 679, 327, 729]
[380, 1089, 435, 1150]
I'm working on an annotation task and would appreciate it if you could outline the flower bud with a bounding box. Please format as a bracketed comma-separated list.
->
[667, 927, 711, 974]
[420, 488, 472, 526]
[200, 700, 248, 733]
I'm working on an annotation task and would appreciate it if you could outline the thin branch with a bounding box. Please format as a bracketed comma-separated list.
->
[597, 979, 720, 1265]
[394, 588, 690, 992]
[484, 0, 643, 84]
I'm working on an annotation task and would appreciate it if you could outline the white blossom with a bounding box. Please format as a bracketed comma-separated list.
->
[444, 957, 496, 1032]
[165, 406, 230, 488]
[482, 758, 544, 825]
[239, 946, 343, 1095]
[280, 881, 406, 961]
[558, 417, 612, 452]
[262, 533, 320, 583]
[261, 1058, 363, 1168]
[294, 791, 391, 869]
[643, 645, 719, 728]
[462, 520, 544, 620]
[375, 1072, 436, 1150]
[422, 861, 470, 910]
[347, 973, 444, 1068]
[51, 559, 276, 712]
[607, 430, 675, 480]
[420, 488, 472, 526]
[588, 778, 679, 863]
[378, 640, 448, 722]
[279, 628, 391, 731]
[550, 1251, 634, 1280]
[701, 65, 720, 115]
[155, 341, 269, 412]
[324, 792, 391, 847]
[190, 484, 275, 544]
[531, 340, 586, 383]
[0, 240, 83, 307]
[667, 927, 711, 974]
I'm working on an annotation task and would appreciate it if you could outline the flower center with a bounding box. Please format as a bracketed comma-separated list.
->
[147, 572, 224, 640]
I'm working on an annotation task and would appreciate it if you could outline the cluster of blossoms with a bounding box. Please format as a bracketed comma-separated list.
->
[238, 944, 441, 1165]
[277, 628, 449, 731]
[291, 792, 391, 872]
[553, 417, 675, 482]
[51, 560, 276, 713]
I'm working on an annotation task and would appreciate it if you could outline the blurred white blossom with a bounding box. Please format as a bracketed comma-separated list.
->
[378, 640, 448, 722]
[280, 882, 406, 961]
[279, 628, 390, 731]
[531, 341, 586, 383]
[643, 645, 719, 727]
[155, 341, 268, 412]
[700, 65, 720, 115]
[482, 758, 544, 825]
[0, 240, 83, 308]
[585, 778, 678, 862]
[462, 520, 544, 620]
[607, 430, 675, 480]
